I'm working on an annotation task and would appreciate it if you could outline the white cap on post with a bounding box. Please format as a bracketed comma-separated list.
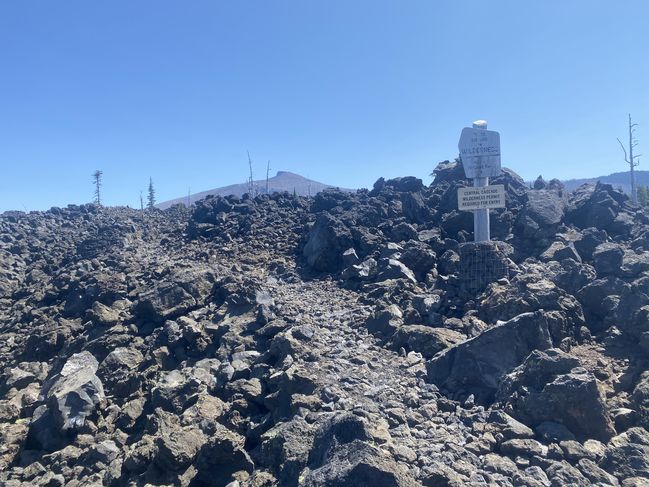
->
[472, 120, 488, 129]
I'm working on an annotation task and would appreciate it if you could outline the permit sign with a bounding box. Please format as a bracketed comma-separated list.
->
[458, 184, 506, 211]
[458, 127, 502, 178]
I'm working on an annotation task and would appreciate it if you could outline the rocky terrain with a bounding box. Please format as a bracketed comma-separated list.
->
[1, 160, 649, 486]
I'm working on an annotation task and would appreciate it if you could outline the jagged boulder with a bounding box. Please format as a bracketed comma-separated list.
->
[97, 347, 144, 397]
[427, 311, 554, 403]
[303, 214, 354, 272]
[615, 287, 649, 351]
[516, 189, 566, 244]
[258, 417, 315, 486]
[599, 427, 649, 480]
[496, 349, 615, 442]
[576, 276, 626, 330]
[195, 423, 254, 486]
[302, 412, 417, 487]
[565, 182, 628, 233]
[134, 269, 216, 322]
[27, 352, 105, 451]
[44, 351, 105, 432]
[478, 271, 585, 341]
[592, 242, 625, 276]
[633, 372, 649, 429]
[391, 326, 465, 359]
[302, 440, 418, 487]
[366, 304, 404, 338]
[152, 409, 207, 473]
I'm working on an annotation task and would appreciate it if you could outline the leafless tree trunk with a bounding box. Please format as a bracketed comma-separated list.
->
[247, 151, 254, 196]
[618, 114, 642, 205]
[266, 160, 270, 195]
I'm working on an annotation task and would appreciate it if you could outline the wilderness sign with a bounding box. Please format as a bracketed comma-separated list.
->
[458, 184, 506, 211]
[458, 126, 502, 179]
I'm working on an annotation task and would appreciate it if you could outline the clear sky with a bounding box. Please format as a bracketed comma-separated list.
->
[1, 1, 648, 211]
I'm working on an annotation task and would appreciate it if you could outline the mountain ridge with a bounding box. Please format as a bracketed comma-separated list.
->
[561, 169, 649, 193]
[157, 170, 352, 209]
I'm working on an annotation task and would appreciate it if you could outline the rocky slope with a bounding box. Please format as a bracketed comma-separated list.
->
[1, 160, 649, 486]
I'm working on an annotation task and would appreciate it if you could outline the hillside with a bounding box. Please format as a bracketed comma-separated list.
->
[1, 162, 649, 485]
[157, 171, 352, 209]
[563, 170, 649, 193]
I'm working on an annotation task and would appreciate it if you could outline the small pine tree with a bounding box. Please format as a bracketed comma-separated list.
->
[92, 170, 103, 205]
[147, 177, 156, 209]
[638, 186, 649, 206]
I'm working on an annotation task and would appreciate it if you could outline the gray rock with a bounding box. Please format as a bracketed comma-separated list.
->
[478, 273, 585, 342]
[593, 242, 625, 276]
[399, 242, 436, 281]
[559, 440, 596, 462]
[391, 326, 465, 359]
[195, 423, 254, 486]
[135, 269, 216, 322]
[438, 250, 460, 276]
[573, 227, 608, 261]
[98, 347, 144, 397]
[376, 258, 417, 284]
[488, 410, 534, 439]
[633, 373, 649, 429]
[391, 222, 418, 242]
[540, 241, 581, 263]
[342, 258, 378, 281]
[497, 349, 615, 442]
[500, 438, 548, 458]
[89, 301, 120, 326]
[342, 248, 360, 266]
[88, 439, 121, 464]
[303, 214, 354, 272]
[427, 311, 554, 404]
[45, 351, 104, 432]
[303, 439, 418, 487]
[613, 407, 639, 432]
[258, 417, 315, 486]
[621, 251, 649, 277]
[366, 305, 403, 338]
[599, 427, 649, 480]
[535, 421, 577, 443]
[523, 189, 566, 227]
[577, 458, 620, 486]
[154, 415, 206, 472]
[545, 460, 591, 486]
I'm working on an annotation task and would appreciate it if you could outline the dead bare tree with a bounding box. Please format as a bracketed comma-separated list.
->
[187, 187, 191, 208]
[247, 151, 254, 196]
[618, 114, 642, 205]
[266, 160, 271, 194]
[139, 191, 144, 211]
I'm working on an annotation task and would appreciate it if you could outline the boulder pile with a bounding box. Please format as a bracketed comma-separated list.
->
[1, 160, 648, 486]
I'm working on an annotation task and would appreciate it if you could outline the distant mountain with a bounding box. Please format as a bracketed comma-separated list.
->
[562, 170, 649, 193]
[157, 171, 352, 209]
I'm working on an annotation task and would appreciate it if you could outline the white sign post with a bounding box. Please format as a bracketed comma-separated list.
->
[458, 120, 502, 242]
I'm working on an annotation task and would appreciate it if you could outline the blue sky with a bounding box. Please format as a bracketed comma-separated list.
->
[1, 1, 648, 211]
